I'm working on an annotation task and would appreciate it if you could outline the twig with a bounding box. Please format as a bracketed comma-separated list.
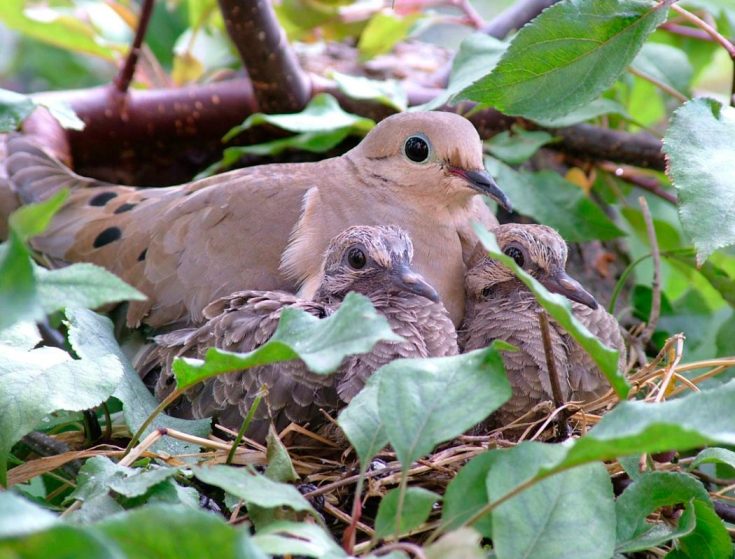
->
[670, 3, 735, 105]
[537, 311, 570, 438]
[598, 162, 677, 204]
[628, 66, 688, 103]
[114, 0, 156, 94]
[217, 0, 311, 113]
[661, 22, 715, 42]
[652, 334, 685, 403]
[637, 197, 662, 347]
[226, 391, 264, 464]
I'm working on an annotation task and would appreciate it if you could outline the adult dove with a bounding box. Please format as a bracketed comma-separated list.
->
[142, 225, 458, 441]
[5, 111, 510, 327]
[461, 224, 626, 427]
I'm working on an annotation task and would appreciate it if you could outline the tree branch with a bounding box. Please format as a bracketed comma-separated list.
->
[217, 0, 311, 113]
[114, 0, 156, 94]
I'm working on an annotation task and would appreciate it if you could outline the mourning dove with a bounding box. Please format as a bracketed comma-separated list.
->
[5, 111, 510, 328]
[141, 225, 458, 441]
[460, 224, 626, 427]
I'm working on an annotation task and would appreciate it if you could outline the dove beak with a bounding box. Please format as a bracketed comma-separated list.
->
[541, 272, 598, 310]
[392, 265, 440, 302]
[449, 168, 512, 212]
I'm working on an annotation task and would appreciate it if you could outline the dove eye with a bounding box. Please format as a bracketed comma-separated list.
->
[347, 248, 367, 269]
[481, 286, 492, 298]
[504, 246, 525, 267]
[404, 135, 430, 163]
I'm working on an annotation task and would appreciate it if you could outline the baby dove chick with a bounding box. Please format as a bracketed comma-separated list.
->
[147, 225, 457, 441]
[461, 224, 626, 428]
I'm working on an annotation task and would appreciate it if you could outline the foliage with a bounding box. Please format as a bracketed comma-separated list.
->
[1, 0, 735, 558]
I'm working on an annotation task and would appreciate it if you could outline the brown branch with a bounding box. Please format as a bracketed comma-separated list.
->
[537, 310, 570, 438]
[597, 161, 677, 204]
[660, 22, 716, 42]
[217, 0, 310, 113]
[114, 0, 156, 94]
[482, 0, 558, 36]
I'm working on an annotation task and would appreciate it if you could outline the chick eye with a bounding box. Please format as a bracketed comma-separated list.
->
[481, 286, 492, 298]
[347, 248, 366, 269]
[404, 135, 430, 163]
[504, 246, 525, 267]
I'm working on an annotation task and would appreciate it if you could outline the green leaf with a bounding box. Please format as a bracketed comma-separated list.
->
[265, 426, 299, 483]
[0, 88, 35, 133]
[378, 344, 512, 469]
[35, 99, 85, 131]
[0, 308, 124, 486]
[0, 0, 119, 60]
[631, 43, 693, 98]
[474, 226, 627, 397]
[486, 127, 556, 165]
[358, 12, 420, 61]
[417, 33, 507, 111]
[251, 520, 347, 559]
[489, 161, 626, 242]
[94, 504, 262, 559]
[0, 321, 41, 350]
[331, 71, 407, 111]
[173, 292, 400, 389]
[8, 189, 68, 242]
[0, 234, 39, 331]
[0, 492, 58, 538]
[424, 527, 485, 559]
[337, 378, 388, 469]
[663, 97, 735, 264]
[615, 472, 730, 557]
[35, 263, 146, 315]
[442, 452, 497, 537]
[224, 93, 374, 140]
[0, 525, 114, 558]
[530, 97, 630, 128]
[462, 0, 671, 119]
[488, 442, 615, 559]
[688, 447, 735, 472]
[191, 465, 315, 515]
[374, 486, 440, 539]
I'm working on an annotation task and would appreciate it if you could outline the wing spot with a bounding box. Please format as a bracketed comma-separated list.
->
[89, 191, 118, 206]
[93, 227, 122, 248]
[114, 202, 137, 214]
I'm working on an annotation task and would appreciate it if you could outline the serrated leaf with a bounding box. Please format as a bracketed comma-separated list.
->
[173, 292, 400, 389]
[488, 442, 615, 559]
[251, 520, 347, 559]
[337, 377, 388, 469]
[486, 127, 556, 165]
[474, 226, 627, 396]
[530, 97, 630, 128]
[631, 42, 693, 98]
[461, 0, 671, 119]
[378, 344, 511, 469]
[0, 308, 124, 486]
[489, 161, 626, 242]
[35, 262, 146, 315]
[663, 97, 735, 264]
[191, 465, 315, 515]
[374, 486, 440, 539]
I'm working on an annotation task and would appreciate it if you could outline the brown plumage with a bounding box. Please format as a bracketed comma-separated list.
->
[5, 112, 511, 327]
[460, 224, 626, 428]
[142, 225, 458, 441]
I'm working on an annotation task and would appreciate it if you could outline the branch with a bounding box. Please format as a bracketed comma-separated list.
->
[597, 161, 677, 204]
[114, 0, 156, 94]
[482, 0, 558, 37]
[637, 196, 662, 348]
[217, 0, 310, 113]
[537, 310, 570, 438]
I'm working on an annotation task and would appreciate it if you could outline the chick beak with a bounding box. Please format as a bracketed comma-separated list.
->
[449, 167, 512, 212]
[392, 265, 440, 302]
[540, 272, 598, 310]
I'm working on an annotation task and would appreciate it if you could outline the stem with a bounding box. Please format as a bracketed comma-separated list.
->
[537, 311, 569, 437]
[598, 161, 677, 204]
[342, 468, 367, 554]
[124, 386, 186, 456]
[226, 393, 263, 464]
[393, 470, 410, 541]
[628, 66, 688, 103]
[114, 0, 156, 93]
[637, 197, 662, 348]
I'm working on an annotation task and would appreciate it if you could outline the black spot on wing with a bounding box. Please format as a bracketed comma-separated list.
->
[138, 248, 147, 261]
[89, 191, 118, 206]
[114, 202, 137, 214]
[93, 227, 122, 248]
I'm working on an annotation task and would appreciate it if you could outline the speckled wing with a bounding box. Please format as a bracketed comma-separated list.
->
[337, 295, 458, 402]
[460, 298, 571, 424]
[566, 303, 627, 402]
[150, 290, 340, 442]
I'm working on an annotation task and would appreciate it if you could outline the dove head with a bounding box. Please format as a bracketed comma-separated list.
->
[351, 112, 511, 211]
[315, 225, 440, 304]
[465, 224, 598, 309]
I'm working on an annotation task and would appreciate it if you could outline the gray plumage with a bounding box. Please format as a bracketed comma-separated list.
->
[460, 224, 626, 428]
[143, 225, 458, 441]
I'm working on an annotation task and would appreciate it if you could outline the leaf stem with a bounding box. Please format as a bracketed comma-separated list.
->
[226, 392, 263, 464]
[114, 0, 155, 93]
[628, 66, 688, 103]
[393, 469, 410, 541]
[636, 197, 662, 347]
[537, 311, 570, 437]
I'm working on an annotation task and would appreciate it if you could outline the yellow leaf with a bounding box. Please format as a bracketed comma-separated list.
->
[565, 167, 592, 196]
[172, 52, 204, 86]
